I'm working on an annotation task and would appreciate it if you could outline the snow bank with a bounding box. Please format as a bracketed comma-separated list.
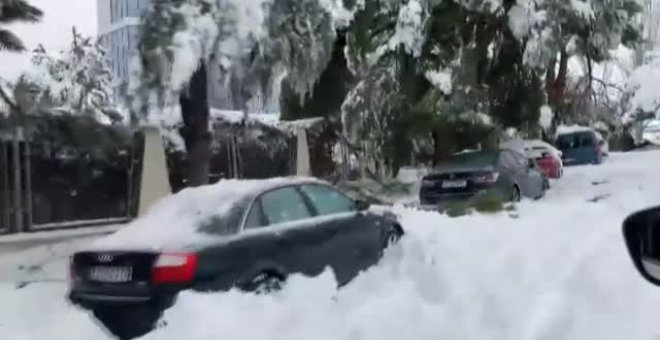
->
[92, 177, 317, 251]
[144, 150, 660, 340]
[0, 284, 107, 340]
[3, 152, 660, 339]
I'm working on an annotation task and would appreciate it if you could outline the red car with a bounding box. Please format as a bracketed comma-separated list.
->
[523, 140, 563, 179]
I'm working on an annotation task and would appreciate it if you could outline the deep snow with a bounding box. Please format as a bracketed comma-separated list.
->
[1, 150, 660, 340]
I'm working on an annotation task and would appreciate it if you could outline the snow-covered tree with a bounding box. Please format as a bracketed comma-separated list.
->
[131, 0, 350, 186]
[14, 28, 122, 123]
[625, 49, 660, 120]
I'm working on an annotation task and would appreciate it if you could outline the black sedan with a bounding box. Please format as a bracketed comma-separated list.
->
[419, 148, 547, 209]
[68, 178, 403, 340]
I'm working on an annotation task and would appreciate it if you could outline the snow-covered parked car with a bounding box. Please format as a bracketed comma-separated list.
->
[419, 148, 547, 210]
[522, 140, 563, 179]
[642, 123, 660, 146]
[67, 177, 403, 339]
[555, 126, 607, 165]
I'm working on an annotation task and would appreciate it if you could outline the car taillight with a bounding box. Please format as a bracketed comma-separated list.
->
[151, 253, 197, 284]
[473, 172, 499, 184]
[69, 256, 76, 282]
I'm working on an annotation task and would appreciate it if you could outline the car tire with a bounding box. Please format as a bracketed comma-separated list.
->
[592, 154, 602, 165]
[384, 224, 404, 249]
[243, 272, 285, 294]
[536, 181, 547, 200]
[93, 305, 160, 340]
[510, 185, 521, 202]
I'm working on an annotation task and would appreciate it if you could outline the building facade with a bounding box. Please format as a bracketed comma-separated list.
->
[97, 0, 149, 99]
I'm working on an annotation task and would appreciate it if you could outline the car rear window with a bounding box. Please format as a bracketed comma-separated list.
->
[556, 132, 595, 149]
[447, 151, 499, 167]
[197, 202, 244, 236]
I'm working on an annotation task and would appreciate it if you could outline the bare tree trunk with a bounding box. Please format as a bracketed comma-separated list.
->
[23, 139, 32, 230]
[11, 118, 23, 233]
[179, 62, 211, 187]
[1, 141, 9, 231]
[549, 48, 569, 106]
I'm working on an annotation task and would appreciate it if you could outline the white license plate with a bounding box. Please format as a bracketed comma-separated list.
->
[442, 180, 467, 188]
[88, 266, 132, 283]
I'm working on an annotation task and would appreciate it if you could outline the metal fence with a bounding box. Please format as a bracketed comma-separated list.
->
[0, 140, 10, 234]
[0, 115, 137, 235]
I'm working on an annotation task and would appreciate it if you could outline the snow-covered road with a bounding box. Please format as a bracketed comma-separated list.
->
[1, 150, 660, 340]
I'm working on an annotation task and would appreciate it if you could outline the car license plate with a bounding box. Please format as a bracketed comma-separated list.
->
[88, 266, 132, 283]
[442, 180, 467, 188]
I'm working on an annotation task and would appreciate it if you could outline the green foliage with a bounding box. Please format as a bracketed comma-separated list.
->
[444, 191, 506, 217]
[471, 191, 506, 213]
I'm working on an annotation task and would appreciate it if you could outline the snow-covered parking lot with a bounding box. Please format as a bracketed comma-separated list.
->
[1, 150, 660, 340]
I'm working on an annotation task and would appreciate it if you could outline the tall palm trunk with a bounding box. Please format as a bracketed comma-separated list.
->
[179, 62, 211, 187]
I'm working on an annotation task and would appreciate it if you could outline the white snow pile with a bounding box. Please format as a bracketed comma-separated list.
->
[3, 151, 660, 339]
[425, 68, 453, 94]
[92, 177, 318, 251]
[320, 0, 363, 29]
[143, 151, 660, 340]
[168, 3, 219, 92]
[539, 105, 553, 130]
[626, 50, 660, 117]
[376, 0, 427, 58]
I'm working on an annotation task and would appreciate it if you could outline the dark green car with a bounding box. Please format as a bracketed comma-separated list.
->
[419, 149, 547, 209]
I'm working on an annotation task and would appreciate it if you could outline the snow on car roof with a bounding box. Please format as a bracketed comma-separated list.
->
[556, 125, 594, 135]
[90, 177, 325, 251]
[522, 140, 557, 151]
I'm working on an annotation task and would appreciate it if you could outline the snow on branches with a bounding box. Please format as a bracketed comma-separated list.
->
[15, 28, 121, 123]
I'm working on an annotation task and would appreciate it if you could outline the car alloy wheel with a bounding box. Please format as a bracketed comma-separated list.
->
[385, 231, 401, 248]
[252, 273, 283, 294]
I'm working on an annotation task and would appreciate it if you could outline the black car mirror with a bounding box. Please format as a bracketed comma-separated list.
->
[528, 159, 535, 169]
[355, 200, 370, 211]
[623, 206, 660, 286]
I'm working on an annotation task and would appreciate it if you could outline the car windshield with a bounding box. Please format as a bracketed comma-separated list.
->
[556, 132, 595, 149]
[446, 150, 499, 167]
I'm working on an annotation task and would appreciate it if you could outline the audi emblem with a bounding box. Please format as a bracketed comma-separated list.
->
[97, 254, 113, 263]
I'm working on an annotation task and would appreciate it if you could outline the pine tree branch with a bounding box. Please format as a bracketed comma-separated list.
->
[0, 0, 43, 24]
[0, 28, 25, 51]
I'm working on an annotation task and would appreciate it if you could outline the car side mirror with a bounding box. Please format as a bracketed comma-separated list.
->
[623, 206, 660, 286]
[528, 159, 535, 169]
[355, 200, 370, 211]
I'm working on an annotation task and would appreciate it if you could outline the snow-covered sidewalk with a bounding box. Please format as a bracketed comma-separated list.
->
[1, 150, 660, 340]
[0, 224, 121, 255]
